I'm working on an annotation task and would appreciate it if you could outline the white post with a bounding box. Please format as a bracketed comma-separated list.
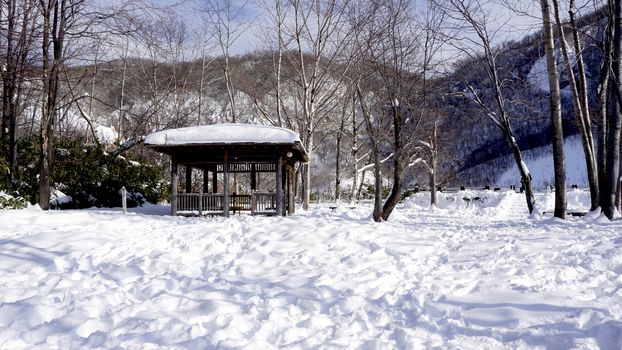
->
[121, 186, 127, 214]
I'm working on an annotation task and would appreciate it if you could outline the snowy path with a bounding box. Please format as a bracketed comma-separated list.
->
[0, 192, 621, 349]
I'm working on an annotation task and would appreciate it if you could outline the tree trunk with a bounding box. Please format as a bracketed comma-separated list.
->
[509, 136, 536, 214]
[350, 101, 358, 205]
[224, 56, 236, 122]
[198, 48, 206, 124]
[604, 0, 622, 219]
[570, 1, 600, 210]
[381, 101, 403, 221]
[1, 0, 28, 189]
[357, 169, 367, 201]
[39, 0, 53, 210]
[596, 17, 611, 215]
[552, 0, 599, 210]
[618, 140, 622, 213]
[302, 128, 313, 210]
[541, 0, 567, 219]
[3, 0, 15, 186]
[357, 85, 382, 221]
[0, 1, 6, 151]
[430, 122, 438, 207]
[429, 171, 437, 207]
[39, 0, 66, 210]
[372, 147, 383, 222]
[335, 126, 344, 202]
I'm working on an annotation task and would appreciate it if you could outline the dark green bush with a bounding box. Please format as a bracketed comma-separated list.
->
[8, 137, 168, 209]
[0, 155, 8, 189]
[0, 192, 29, 209]
[0, 150, 29, 209]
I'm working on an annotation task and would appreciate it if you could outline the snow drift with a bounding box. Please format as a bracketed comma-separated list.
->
[0, 194, 621, 349]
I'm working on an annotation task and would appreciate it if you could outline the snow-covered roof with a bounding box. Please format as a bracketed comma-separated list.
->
[144, 123, 301, 146]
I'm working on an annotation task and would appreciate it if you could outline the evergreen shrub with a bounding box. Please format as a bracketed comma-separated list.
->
[9, 137, 168, 209]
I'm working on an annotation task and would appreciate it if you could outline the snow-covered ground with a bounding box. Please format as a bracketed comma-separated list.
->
[1, 190, 621, 349]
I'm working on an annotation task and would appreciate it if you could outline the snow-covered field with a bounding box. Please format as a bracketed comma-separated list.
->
[1, 190, 621, 349]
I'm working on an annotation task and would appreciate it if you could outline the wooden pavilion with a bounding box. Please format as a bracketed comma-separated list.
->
[144, 123, 308, 217]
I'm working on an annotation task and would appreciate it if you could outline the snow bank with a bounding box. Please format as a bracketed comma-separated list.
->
[403, 187, 593, 217]
[0, 200, 621, 349]
[144, 123, 301, 146]
[497, 134, 589, 188]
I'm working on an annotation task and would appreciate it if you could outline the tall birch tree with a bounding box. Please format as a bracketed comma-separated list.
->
[539, 0, 567, 219]
[280, 0, 353, 210]
[434, 0, 537, 214]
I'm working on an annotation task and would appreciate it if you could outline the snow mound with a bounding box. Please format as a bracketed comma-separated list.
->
[402, 189, 534, 218]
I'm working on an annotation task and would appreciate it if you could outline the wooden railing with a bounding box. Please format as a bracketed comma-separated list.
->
[252, 192, 277, 215]
[177, 193, 225, 215]
[176, 192, 277, 216]
[202, 194, 225, 213]
[230, 194, 251, 213]
[177, 193, 201, 214]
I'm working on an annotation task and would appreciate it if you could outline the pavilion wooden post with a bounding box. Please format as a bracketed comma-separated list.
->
[276, 155, 284, 216]
[251, 163, 257, 191]
[287, 164, 295, 215]
[281, 160, 289, 216]
[171, 159, 178, 216]
[251, 193, 257, 216]
[185, 166, 192, 193]
[212, 168, 218, 193]
[198, 191, 203, 216]
[202, 169, 209, 193]
[223, 150, 230, 217]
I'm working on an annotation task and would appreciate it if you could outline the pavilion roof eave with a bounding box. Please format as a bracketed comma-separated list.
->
[145, 141, 309, 163]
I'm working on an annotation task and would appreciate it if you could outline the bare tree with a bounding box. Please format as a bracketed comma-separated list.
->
[258, 0, 290, 127]
[355, 83, 384, 220]
[38, 0, 74, 209]
[196, 37, 218, 125]
[550, 0, 599, 211]
[280, 0, 354, 210]
[1, 0, 38, 188]
[413, 6, 446, 207]
[347, 91, 368, 205]
[434, 0, 537, 214]
[547, 0, 598, 209]
[200, 0, 252, 122]
[114, 11, 198, 138]
[333, 95, 349, 202]
[348, 0, 444, 221]
[413, 121, 439, 206]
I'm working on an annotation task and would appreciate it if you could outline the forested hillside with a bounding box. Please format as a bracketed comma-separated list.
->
[439, 7, 608, 186]
[51, 4, 607, 188]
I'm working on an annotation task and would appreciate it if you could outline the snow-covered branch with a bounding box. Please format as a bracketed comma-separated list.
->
[464, 83, 503, 129]
[357, 153, 394, 173]
[356, 150, 371, 164]
[418, 140, 432, 149]
[408, 157, 432, 172]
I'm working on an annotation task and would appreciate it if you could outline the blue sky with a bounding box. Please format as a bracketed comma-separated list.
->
[150, 0, 599, 57]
